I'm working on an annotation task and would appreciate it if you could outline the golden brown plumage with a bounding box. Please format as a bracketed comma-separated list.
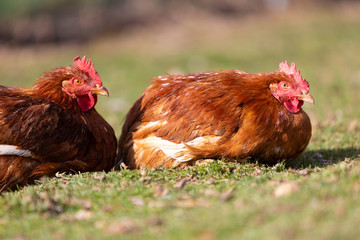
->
[118, 62, 314, 169]
[0, 56, 116, 192]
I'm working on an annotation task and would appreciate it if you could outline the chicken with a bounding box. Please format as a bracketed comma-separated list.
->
[118, 61, 314, 169]
[0, 56, 117, 192]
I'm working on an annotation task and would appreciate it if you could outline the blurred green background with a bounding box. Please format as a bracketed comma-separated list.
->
[1, 1, 360, 239]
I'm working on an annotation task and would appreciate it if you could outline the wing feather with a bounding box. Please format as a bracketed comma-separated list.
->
[0, 87, 90, 162]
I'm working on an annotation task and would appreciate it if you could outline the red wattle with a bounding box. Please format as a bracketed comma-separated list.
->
[77, 92, 98, 112]
[283, 97, 303, 113]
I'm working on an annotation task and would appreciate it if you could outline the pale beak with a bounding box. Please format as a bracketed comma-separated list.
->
[91, 85, 109, 97]
[297, 93, 314, 104]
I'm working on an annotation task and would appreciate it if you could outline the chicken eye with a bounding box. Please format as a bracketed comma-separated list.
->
[281, 83, 289, 88]
[74, 79, 83, 85]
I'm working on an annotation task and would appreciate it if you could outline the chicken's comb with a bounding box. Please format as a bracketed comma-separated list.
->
[279, 61, 309, 91]
[73, 56, 102, 84]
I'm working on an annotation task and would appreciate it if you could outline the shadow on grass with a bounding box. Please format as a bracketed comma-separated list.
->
[286, 147, 360, 169]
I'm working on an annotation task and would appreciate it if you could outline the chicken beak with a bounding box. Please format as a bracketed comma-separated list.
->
[91, 85, 109, 97]
[297, 93, 314, 104]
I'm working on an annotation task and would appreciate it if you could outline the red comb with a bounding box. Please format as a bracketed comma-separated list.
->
[73, 56, 102, 85]
[279, 61, 309, 91]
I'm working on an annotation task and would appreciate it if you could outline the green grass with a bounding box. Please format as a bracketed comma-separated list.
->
[1, 6, 360, 240]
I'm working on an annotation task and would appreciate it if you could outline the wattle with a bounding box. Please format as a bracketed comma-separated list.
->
[77, 92, 98, 112]
[283, 97, 303, 113]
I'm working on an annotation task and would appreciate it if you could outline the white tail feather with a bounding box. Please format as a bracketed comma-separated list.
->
[0, 145, 33, 158]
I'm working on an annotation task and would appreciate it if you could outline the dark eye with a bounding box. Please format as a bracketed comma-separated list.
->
[281, 83, 289, 88]
[74, 79, 83, 85]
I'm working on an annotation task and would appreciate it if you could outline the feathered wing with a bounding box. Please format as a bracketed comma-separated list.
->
[0, 87, 90, 162]
[119, 71, 251, 168]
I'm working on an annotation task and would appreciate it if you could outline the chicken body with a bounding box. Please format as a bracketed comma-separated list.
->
[118, 62, 313, 169]
[0, 57, 116, 192]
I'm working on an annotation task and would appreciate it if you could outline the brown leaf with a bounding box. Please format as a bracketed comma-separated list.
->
[140, 169, 147, 176]
[58, 178, 69, 185]
[273, 182, 300, 197]
[147, 216, 164, 226]
[104, 218, 139, 234]
[102, 205, 114, 212]
[297, 169, 310, 175]
[347, 119, 358, 132]
[195, 159, 215, 166]
[254, 166, 262, 176]
[120, 162, 128, 170]
[153, 184, 169, 198]
[174, 178, 189, 189]
[68, 198, 92, 210]
[73, 209, 93, 220]
[173, 199, 197, 208]
[219, 189, 235, 202]
[139, 176, 151, 182]
[93, 173, 106, 181]
[268, 179, 284, 187]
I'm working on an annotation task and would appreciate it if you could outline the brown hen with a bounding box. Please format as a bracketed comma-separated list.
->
[0, 56, 116, 192]
[118, 61, 314, 169]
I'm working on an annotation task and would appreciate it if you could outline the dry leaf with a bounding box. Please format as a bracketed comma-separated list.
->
[174, 178, 189, 189]
[140, 169, 147, 176]
[104, 218, 138, 234]
[147, 216, 164, 226]
[153, 184, 169, 198]
[254, 166, 262, 176]
[139, 176, 151, 182]
[73, 209, 93, 220]
[347, 119, 358, 132]
[174, 199, 197, 208]
[93, 173, 106, 181]
[120, 162, 128, 170]
[273, 182, 300, 197]
[268, 179, 284, 187]
[297, 169, 310, 175]
[219, 189, 235, 202]
[195, 159, 215, 166]
[69, 198, 92, 210]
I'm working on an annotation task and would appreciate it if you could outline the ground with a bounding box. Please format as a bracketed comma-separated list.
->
[0, 5, 360, 240]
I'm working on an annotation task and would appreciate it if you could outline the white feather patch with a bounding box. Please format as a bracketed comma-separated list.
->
[134, 136, 220, 162]
[0, 145, 34, 158]
[140, 121, 167, 130]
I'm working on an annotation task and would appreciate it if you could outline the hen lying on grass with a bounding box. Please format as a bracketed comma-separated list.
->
[118, 61, 314, 169]
[0, 56, 117, 192]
